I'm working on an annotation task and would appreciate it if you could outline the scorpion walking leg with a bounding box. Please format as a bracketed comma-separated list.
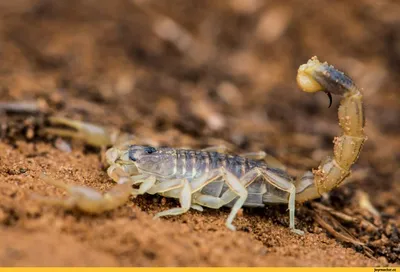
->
[110, 174, 197, 214]
[130, 175, 156, 196]
[256, 168, 304, 235]
[106, 162, 156, 196]
[147, 179, 192, 218]
[191, 168, 250, 231]
[143, 177, 202, 212]
[202, 146, 230, 153]
[240, 152, 287, 171]
[34, 174, 135, 213]
[194, 167, 303, 234]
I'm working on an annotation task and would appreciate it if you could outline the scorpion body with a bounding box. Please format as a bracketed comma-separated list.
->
[36, 57, 366, 235]
[130, 147, 290, 208]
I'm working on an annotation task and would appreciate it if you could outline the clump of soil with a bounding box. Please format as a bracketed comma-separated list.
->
[0, 0, 399, 267]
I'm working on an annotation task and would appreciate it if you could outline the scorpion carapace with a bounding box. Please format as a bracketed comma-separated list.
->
[36, 56, 366, 234]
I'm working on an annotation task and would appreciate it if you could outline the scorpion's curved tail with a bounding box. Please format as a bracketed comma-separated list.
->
[295, 56, 366, 202]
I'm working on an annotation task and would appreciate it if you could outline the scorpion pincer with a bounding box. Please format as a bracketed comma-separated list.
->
[36, 57, 366, 235]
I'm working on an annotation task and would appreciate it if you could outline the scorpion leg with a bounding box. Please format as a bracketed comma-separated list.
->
[240, 151, 287, 171]
[190, 204, 204, 211]
[144, 168, 249, 230]
[109, 173, 159, 199]
[256, 168, 304, 235]
[129, 175, 156, 196]
[136, 177, 156, 194]
[192, 167, 249, 231]
[148, 179, 192, 218]
[142, 176, 202, 211]
[202, 145, 230, 153]
[34, 174, 135, 213]
[194, 167, 304, 234]
[239, 151, 266, 160]
[147, 179, 184, 194]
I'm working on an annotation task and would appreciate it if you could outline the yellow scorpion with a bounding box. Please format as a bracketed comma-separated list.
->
[36, 57, 366, 235]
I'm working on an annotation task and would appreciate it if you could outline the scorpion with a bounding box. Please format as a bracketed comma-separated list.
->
[35, 57, 366, 235]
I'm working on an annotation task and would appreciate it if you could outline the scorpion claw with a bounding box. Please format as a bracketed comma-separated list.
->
[45, 117, 134, 148]
[35, 173, 134, 214]
[44, 117, 116, 147]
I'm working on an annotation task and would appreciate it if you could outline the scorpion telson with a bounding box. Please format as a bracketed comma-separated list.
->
[325, 91, 333, 108]
[37, 56, 366, 235]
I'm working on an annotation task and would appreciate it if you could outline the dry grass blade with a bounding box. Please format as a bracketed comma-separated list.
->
[312, 203, 375, 259]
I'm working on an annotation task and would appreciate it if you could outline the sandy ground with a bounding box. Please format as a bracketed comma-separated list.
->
[0, 0, 399, 267]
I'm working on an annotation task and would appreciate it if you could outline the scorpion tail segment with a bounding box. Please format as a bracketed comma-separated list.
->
[295, 57, 366, 203]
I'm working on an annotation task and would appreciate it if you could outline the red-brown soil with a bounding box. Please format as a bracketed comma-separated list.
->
[0, 0, 399, 267]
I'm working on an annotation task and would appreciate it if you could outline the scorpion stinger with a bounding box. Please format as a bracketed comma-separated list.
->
[325, 91, 333, 108]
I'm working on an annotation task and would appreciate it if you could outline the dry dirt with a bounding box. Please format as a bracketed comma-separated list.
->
[0, 0, 399, 267]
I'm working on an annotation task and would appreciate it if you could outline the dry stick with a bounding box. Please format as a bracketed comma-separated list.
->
[312, 202, 379, 233]
[313, 207, 375, 259]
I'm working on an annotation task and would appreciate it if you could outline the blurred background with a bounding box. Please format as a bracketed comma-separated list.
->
[0, 0, 399, 266]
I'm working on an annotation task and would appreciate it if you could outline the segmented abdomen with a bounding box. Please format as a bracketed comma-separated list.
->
[174, 149, 263, 180]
